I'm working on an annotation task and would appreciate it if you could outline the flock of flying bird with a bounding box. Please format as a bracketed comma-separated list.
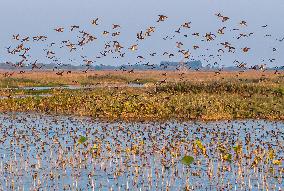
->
[3, 13, 284, 77]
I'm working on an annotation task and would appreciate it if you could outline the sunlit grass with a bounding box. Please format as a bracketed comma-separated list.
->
[0, 85, 283, 121]
[0, 71, 283, 121]
[0, 70, 283, 88]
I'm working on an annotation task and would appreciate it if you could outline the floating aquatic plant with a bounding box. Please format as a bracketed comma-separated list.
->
[181, 156, 194, 166]
[78, 136, 87, 144]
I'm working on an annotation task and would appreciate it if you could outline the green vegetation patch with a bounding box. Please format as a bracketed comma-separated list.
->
[0, 81, 283, 121]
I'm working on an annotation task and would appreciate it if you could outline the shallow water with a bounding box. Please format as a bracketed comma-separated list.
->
[10, 83, 145, 91]
[0, 113, 283, 190]
[0, 83, 145, 100]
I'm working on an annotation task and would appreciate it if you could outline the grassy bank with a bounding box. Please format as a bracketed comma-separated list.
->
[0, 71, 158, 88]
[0, 81, 283, 121]
[1, 70, 283, 88]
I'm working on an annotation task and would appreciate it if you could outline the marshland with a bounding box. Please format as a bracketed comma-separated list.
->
[1, 0, 284, 190]
[0, 71, 283, 190]
[0, 71, 283, 121]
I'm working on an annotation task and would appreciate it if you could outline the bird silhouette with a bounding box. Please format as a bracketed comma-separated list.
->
[91, 18, 99, 26]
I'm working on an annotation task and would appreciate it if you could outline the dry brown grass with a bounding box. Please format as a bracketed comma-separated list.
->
[0, 70, 283, 88]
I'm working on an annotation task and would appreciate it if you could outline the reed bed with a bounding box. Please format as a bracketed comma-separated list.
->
[0, 70, 283, 88]
[0, 81, 283, 121]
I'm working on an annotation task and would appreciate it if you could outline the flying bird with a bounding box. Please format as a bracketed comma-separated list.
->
[157, 15, 168, 22]
[91, 18, 99, 26]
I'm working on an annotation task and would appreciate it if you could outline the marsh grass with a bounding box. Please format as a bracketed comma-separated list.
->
[0, 71, 283, 121]
[0, 70, 283, 87]
[156, 81, 284, 95]
[0, 71, 160, 88]
[0, 84, 283, 121]
[0, 77, 63, 88]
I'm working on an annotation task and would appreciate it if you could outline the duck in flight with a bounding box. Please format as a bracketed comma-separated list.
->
[91, 18, 99, 26]
[70, 25, 79, 31]
[157, 15, 168, 22]
[240, 20, 248, 26]
[54, 27, 64, 32]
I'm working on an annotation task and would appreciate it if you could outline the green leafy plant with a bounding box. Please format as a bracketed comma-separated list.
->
[181, 156, 194, 166]
[78, 136, 87, 144]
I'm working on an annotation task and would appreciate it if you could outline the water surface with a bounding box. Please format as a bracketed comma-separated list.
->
[0, 114, 283, 190]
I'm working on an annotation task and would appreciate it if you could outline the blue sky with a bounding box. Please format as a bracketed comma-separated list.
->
[0, 0, 283, 68]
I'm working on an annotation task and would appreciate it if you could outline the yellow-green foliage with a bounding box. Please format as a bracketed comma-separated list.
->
[0, 82, 283, 121]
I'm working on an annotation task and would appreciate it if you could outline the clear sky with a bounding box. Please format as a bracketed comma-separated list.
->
[0, 0, 283, 68]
